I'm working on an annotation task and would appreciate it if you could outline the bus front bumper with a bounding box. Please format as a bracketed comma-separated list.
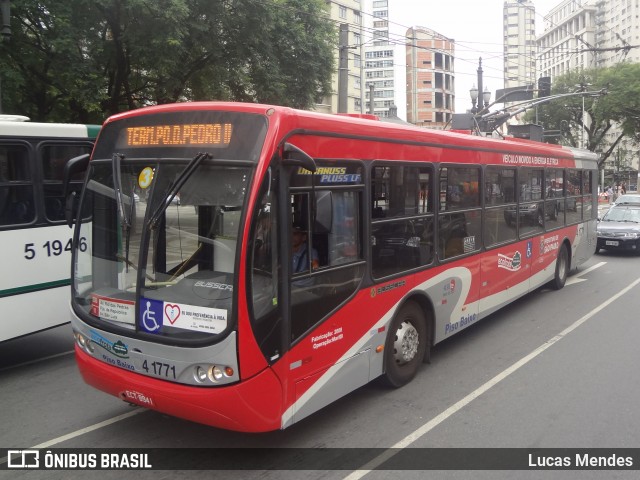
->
[75, 345, 284, 432]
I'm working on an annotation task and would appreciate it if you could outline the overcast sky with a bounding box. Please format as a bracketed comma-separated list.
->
[380, 0, 563, 116]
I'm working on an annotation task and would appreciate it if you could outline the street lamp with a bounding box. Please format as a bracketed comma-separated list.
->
[469, 84, 478, 113]
[470, 58, 491, 117]
[482, 86, 491, 110]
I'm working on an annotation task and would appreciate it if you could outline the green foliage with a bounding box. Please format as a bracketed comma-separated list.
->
[529, 64, 640, 166]
[0, 0, 336, 122]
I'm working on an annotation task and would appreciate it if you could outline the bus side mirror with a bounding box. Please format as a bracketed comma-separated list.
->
[63, 153, 90, 227]
[65, 191, 80, 228]
[282, 143, 316, 173]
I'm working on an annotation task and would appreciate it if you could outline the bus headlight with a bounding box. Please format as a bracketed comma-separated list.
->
[75, 333, 94, 355]
[194, 366, 208, 383]
[210, 366, 224, 381]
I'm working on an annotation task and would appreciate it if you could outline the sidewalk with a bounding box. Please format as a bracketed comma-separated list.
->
[598, 203, 610, 217]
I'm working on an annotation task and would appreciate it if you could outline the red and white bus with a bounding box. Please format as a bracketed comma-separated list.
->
[69, 102, 598, 432]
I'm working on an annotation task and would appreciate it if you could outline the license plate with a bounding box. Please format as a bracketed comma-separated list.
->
[605, 240, 619, 246]
[121, 389, 155, 407]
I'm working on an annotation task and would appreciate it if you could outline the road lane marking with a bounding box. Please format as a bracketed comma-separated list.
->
[0, 351, 74, 373]
[565, 261, 606, 286]
[0, 409, 145, 465]
[343, 275, 640, 480]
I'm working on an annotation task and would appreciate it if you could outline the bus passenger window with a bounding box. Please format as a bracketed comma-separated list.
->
[484, 166, 516, 247]
[371, 164, 433, 277]
[0, 146, 35, 226]
[439, 213, 467, 259]
[42, 144, 92, 222]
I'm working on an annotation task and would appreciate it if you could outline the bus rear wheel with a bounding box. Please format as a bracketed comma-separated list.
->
[550, 244, 569, 290]
[381, 301, 427, 388]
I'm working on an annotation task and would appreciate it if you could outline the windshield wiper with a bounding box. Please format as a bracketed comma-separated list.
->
[112, 153, 129, 227]
[112, 153, 134, 272]
[147, 152, 212, 230]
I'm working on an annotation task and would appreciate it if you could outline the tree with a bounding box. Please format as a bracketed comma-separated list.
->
[0, 0, 336, 122]
[0, 1, 107, 122]
[529, 64, 640, 168]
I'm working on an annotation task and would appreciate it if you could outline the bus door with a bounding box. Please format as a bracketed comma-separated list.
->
[479, 167, 536, 313]
[280, 156, 366, 425]
[437, 166, 483, 337]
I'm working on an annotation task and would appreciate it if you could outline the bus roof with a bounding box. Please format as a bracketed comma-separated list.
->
[101, 101, 598, 163]
[0, 120, 100, 139]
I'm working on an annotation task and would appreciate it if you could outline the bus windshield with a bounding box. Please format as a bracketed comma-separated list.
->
[73, 111, 267, 342]
[74, 159, 251, 341]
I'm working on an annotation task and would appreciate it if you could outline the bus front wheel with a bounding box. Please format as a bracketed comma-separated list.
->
[381, 301, 427, 388]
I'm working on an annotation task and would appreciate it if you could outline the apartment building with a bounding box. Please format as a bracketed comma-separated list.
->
[503, 0, 537, 91]
[536, 0, 640, 181]
[363, 0, 396, 117]
[537, 0, 598, 78]
[315, 0, 364, 114]
[405, 27, 455, 129]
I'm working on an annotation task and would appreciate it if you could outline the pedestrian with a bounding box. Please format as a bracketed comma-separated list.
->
[607, 185, 613, 204]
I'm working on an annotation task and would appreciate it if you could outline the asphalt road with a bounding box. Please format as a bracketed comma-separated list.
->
[1, 248, 639, 480]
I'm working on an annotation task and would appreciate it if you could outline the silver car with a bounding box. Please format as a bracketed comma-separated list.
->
[596, 203, 640, 253]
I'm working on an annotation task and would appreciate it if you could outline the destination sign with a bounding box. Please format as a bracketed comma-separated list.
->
[125, 123, 233, 148]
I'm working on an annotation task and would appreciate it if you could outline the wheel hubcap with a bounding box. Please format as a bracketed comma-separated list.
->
[393, 321, 419, 364]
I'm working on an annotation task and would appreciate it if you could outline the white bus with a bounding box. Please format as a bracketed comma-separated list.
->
[0, 115, 99, 342]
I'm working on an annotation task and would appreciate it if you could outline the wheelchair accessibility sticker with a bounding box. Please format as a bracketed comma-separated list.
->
[139, 297, 227, 334]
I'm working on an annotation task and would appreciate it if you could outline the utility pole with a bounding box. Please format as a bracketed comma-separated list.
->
[477, 58, 483, 114]
[338, 23, 349, 114]
[369, 83, 374, 115]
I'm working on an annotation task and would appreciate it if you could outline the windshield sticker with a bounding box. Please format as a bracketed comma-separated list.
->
[91, 294, 135, 325]
[138, 167, 154, 189]
[140, 298, 163, 333]
[139, 297, 227, 334]
[165, 303, 227, 333]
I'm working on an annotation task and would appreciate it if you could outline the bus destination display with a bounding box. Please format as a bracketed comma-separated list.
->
[125, 123, 233, 148]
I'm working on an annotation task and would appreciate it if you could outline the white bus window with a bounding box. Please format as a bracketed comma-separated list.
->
[0, 145, 35, 226]
[41, 144, 93, 222]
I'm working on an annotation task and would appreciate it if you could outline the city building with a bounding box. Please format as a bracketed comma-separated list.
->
[363, 0, 395, 117]
[405, 27, 455, 129]
[315, 0, 364, 114]
[536, 0, 640, 185]
[594, 0, 640, 67]
[537, 0, 598, 79]
[503, 0, 537, 91]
